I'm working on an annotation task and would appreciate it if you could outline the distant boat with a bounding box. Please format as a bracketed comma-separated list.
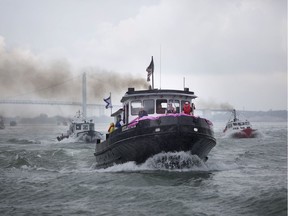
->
[57, 73, 103, 143]
[57, 111, 103, 143]
[223, 109, 257, 138]
[0, 116, 4, 129]
[10, 121, 17, 126]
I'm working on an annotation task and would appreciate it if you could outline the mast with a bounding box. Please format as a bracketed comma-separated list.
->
[152, 60, 154, 90]
[233, 109, 237, 122]
[82, 72, 87, 119]
[109, 92, 112, 115]
[159, 45, 161, 89]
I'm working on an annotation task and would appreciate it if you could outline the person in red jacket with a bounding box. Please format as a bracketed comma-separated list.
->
[182, 101, 192, 115]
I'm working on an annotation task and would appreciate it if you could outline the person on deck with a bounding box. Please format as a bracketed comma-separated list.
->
[108, 123, 115, 133]
[166, 103, 176, 114]
[182, 101, 192, 115]
[115, 115, 123, 129]
[138, 107, 148, 118]
[191, 103, 196, 115]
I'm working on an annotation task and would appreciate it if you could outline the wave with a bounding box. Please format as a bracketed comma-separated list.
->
[96, 151, 240, 173]
[6, 154, 31, 168]
[6, 138, 41, 144]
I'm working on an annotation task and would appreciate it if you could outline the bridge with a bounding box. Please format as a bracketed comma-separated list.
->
[0, 99, 231, 116]
[0, 99, 123, 116]
[0, 74, 233, 117]
[0, 99, 104, 107]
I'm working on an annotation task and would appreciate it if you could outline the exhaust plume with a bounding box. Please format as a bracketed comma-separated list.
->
[196, 99, 234, 110]
[0, 37, 148, 103]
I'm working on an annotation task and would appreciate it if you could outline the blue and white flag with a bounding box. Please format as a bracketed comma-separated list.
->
[103, 96, 112, 109]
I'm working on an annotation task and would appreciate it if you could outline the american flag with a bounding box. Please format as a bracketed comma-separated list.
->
[146, 56, 154, 82]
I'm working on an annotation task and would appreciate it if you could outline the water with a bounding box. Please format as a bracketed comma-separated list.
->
[0, 122, 287, 216]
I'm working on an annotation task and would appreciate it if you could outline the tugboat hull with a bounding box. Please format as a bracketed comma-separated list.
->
[94, 115, 216, 169]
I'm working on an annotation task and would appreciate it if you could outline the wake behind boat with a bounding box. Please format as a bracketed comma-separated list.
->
[94, 87, 216, 169]
[223, 109, 257, 138]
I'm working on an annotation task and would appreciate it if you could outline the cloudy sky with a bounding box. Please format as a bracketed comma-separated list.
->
[0, 0, 287, 116]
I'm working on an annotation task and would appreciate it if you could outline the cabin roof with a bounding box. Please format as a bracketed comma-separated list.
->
[121, 87, 197, 103]
[111, 108, 123, 117]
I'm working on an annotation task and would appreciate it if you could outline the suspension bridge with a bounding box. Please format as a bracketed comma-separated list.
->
[0, 99, 122, 116]
[0, 74, 231, 117]
[0, 98, 230, 116]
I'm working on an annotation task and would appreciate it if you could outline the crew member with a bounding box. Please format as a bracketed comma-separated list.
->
[115, 115, 123, 129]
[182, 101, 192, 115]
[108, 123, 115, 133]
[138, 107, 148, 118]
[191, 103, 196, 115]
[166, 103, 176, 114]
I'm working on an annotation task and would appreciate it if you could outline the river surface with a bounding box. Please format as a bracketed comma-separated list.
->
[0, 121, 287, 216]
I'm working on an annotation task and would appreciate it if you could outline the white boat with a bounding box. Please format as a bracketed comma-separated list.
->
[57, 111, 103, 143]
[223, 109, 257, 138]
[56, 73, 103, 143]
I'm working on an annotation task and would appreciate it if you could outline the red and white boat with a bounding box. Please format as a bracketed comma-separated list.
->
[223, 109, 257, 138]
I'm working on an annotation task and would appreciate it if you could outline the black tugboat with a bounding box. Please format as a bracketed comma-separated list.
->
[94, 87, 216, 169]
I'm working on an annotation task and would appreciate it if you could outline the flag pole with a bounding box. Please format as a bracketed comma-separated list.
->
[160, 45, 161, 89]
[152, 56, 154, 89]
[110, 92, 112, 115]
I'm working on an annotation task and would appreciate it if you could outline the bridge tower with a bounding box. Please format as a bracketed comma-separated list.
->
[82, 72, 87, 119]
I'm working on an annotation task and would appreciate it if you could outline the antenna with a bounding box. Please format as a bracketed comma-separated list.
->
[160, 45, 162, 89]
[183, 77, 186, 89]
[110, 92, 112, 115]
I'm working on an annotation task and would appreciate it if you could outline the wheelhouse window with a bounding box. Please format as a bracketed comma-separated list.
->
[143, 99, 154, 114]
[76, 124, 81, 130]
[156, 99, 167, 114]
[168, 99, 180, 113]
[131, 100, 142, 116]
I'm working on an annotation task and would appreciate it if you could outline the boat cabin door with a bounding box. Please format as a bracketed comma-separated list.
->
[124, 103, 129, 124]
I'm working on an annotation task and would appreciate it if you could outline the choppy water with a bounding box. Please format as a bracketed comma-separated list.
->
[0, 122, 287, 216]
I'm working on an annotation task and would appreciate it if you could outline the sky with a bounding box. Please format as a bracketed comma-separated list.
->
[0, 0, 287, 117]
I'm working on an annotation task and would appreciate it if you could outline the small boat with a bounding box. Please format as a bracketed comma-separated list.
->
[94, 87, 216, 169]
[57, 111, 103, 143]
[10, 121, 17, 126]
[223, 109, 257, 138]
[0, 116, 4, 129]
